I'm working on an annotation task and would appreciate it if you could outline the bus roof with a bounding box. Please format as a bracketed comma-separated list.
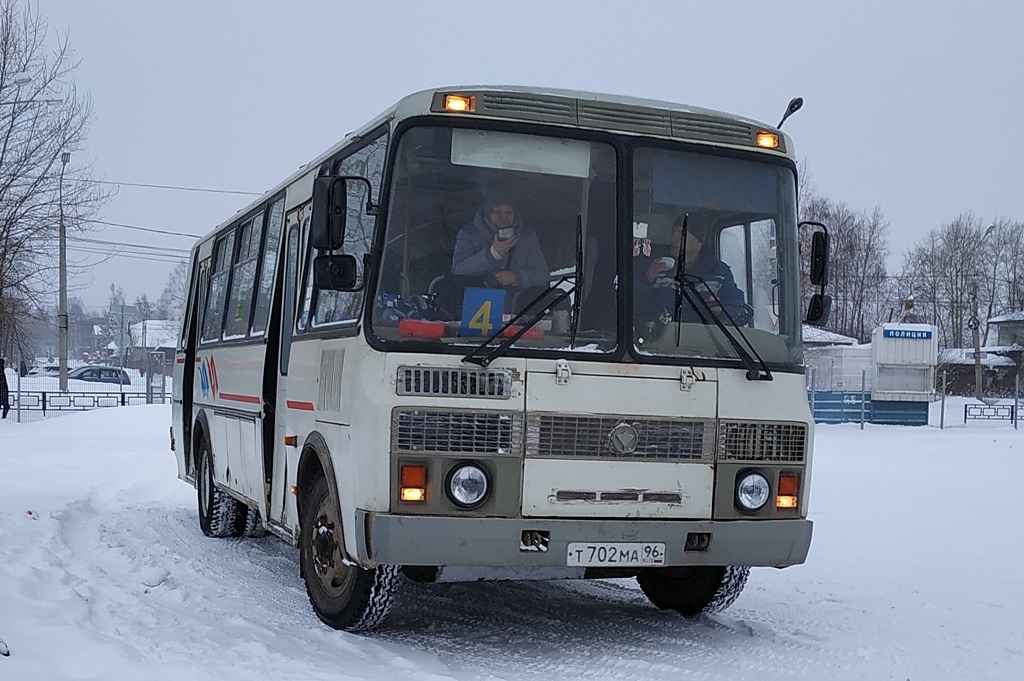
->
[198, 85, 795, 246]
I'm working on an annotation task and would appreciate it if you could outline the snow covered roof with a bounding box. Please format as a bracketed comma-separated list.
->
[987, 312, 1024, 324]
[937, 348, 1016, 367]
[802, 326, 859, 346]
[129, 320, 179, 349]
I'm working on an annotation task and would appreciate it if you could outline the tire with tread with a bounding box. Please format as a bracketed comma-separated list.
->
[241, 506, 268, 538]
[196, 439, 242, 538]
[299, 475, 398, 631]
[637, 565, 750, 616]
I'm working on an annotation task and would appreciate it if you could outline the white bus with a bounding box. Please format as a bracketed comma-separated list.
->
[171, 86, 830, 631]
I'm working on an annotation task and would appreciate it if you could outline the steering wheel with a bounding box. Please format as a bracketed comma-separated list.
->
[719, 301, 755, 326]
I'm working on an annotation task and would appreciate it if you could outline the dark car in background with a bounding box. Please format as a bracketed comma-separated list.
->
[68, 365, 131, 385]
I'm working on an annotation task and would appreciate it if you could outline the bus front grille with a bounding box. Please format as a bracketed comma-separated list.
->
[392, 409, 523, 455]
[525, 414, 713, 461]
[718, 421, 807, 462]
[396, 366, 512, 399]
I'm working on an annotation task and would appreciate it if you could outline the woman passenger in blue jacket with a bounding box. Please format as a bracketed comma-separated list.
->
[452, 192, 550, 306]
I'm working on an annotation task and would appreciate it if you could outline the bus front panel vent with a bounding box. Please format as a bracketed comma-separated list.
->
[396, 366, 513, 400]
[717, 421, 807, 463]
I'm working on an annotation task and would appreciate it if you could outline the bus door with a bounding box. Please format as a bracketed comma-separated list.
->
[267, 213, 304, 529]
[182, 259, 207, 475]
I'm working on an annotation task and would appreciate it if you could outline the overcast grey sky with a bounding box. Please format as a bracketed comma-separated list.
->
[40, 0, 1024, 308]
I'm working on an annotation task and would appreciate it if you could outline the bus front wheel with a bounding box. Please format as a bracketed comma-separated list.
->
[299, 476, 399, 631]
[636, 565, 750, 616]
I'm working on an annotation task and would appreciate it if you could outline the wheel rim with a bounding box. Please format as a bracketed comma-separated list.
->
[199, 448, 211, 517]
[310, 494, 356, 599]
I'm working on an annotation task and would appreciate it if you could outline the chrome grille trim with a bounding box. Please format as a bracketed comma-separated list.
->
[479, 93, 577, 124]
[526, 414, 713, 461]
[671, 112, 755, 144]
[396, 366, 512, 399]
[577, 101, 672, 135]
[392, 408, 522, 455]
[718, 421, 807, 463]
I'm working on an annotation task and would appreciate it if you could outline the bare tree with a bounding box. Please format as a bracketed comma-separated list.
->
[157, 258, 188, 325]
[800, 194, 892, 342]
[0, 0, 108, 359]
[900, 213, 986, 348]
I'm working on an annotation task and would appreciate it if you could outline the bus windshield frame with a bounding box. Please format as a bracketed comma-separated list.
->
[366, 119, 803, 370]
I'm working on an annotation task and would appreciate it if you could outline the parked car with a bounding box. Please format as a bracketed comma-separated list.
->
[68, 365, 131, 385]
[27, 364, 60, 376]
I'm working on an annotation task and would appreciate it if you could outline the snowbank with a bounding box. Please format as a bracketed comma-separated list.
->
[1, 406, 1022, 679]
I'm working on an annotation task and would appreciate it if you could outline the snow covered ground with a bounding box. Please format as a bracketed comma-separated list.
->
[1, 402, 1022, 680]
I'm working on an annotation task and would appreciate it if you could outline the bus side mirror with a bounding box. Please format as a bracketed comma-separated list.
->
[805, 293, 831, 327]
[809, 230, 828, 286]
[311, 177, 348, 250]
[313, 254, 360, 291]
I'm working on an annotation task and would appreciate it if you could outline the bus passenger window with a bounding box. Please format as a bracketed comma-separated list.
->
[201, 231, 235, 343]
[224, 214, 264, 339]
[310, 129, 388, 328]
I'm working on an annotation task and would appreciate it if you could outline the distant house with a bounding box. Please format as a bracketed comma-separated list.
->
[935, 313, 1024, 396]
[802, 326, 869, 392]
[128, 320, 178, 374]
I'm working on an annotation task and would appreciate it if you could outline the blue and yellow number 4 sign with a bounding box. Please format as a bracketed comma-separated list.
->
[461, 287, 505, 337]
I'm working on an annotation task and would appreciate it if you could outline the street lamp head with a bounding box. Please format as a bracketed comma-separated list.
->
[10, 72, 32, 87]
[61, 151, 70, 165]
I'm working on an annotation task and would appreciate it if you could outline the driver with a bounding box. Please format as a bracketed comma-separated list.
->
[635, 215, 744, 323]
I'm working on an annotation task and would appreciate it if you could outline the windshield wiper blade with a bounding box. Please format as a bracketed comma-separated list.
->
[463, 215, 584, 368]
[674, 275, 773, 381]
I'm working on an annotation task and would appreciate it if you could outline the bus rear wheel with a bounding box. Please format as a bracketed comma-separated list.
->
[636, 565, 750, 616]
[299, 476, 398, 631]
[197, 440, 242, 538]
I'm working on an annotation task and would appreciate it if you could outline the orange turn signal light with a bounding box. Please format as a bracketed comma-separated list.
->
[777, 474, 799, 508]
[400, 464, 427, 502]
[401, 487, 426, 502]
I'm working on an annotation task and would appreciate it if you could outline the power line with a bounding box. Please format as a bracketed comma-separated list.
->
[84, 219, 201, 239]
[67, 244, 185, 264]
[68, 235, 191, 255]
[88, 178, 261, 197]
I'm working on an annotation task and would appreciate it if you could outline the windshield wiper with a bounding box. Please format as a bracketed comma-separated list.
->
[674, 276, 772, 381]
[672, 215, 771, 381]
[463, 215, 584, 368]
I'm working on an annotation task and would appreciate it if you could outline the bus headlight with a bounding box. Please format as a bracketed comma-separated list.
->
[445, 463, 489, 508]
[735, 472, 770, 512]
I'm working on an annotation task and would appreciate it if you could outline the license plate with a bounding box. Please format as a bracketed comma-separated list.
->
[566, 542, 666, 567]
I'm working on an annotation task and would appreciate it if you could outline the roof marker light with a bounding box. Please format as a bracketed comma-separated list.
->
[444, 94, 475, 112]
[756, 131, 780, 149]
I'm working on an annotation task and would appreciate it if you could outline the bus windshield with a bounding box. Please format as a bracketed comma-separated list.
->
[631, 147, 803, 366]
[372, 126, 618, 354]
[371, 125, 802, 367]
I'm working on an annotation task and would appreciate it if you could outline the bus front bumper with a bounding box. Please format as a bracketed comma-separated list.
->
[357, 512, 812, 569]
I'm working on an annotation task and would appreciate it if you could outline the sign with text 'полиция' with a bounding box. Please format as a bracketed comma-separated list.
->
[883, 329, 932, 339]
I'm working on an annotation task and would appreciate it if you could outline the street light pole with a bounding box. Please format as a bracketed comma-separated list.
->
[971, 224, 997, 402]
[58, 151, 70, 391]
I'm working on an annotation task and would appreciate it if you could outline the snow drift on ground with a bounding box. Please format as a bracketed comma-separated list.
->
[1, 402, 1022, 680]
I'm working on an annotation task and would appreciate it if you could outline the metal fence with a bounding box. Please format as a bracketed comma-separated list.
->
[2, 352, 172, 423]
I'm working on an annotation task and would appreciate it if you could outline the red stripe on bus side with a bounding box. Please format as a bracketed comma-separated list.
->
[220, 393, 261, 404]
[286, 400, 315, 411]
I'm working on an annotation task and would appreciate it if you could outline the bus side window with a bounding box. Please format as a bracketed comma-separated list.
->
[251, 198, 285, 336]
[309, 129, 388, 328]
[223, 214, 264, 339]
[200, 232, 236, 343]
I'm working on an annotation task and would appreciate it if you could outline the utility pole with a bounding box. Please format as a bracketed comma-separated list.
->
[58, 151, 70, 391]
[970, 281, 983, 401]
